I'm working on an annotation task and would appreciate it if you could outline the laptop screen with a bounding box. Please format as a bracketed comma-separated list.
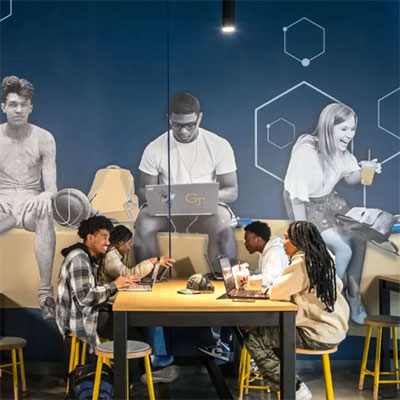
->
[218, 256, 236, 293]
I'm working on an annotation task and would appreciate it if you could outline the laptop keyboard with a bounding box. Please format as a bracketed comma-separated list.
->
[236, 289, 265, 297]
[127, 284, 151, 290]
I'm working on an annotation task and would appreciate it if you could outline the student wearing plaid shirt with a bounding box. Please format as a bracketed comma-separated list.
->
[56, 215, 138, 352]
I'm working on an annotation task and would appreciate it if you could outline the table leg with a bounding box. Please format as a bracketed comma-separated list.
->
[379, 279, 391, 372]
[204, 358, 234, 399]
[280, 311, 296, 400]
[114, 311, 128, 400]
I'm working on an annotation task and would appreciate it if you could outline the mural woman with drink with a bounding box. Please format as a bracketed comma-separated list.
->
[283, 103, 382, 324]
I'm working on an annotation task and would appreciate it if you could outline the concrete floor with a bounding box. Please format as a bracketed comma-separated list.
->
[0, 360, 399, 400]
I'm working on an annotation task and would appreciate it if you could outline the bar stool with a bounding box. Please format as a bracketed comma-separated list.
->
[238, 345, 270, 400]
[66, 334, 87, 394]
[0, 336, 27, 400]
[92, 340, 155, 400]
[359, 315, 400, 400]
[296, 346, 338, 400]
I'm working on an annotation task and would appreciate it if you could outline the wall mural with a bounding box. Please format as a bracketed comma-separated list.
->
[0, 1, 399, 334]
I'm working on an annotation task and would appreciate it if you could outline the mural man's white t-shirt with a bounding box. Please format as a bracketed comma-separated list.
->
[139, 128, 237, 184]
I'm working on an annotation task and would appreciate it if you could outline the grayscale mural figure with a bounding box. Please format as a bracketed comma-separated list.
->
[283, 103, 382, 325]
[133, 92, 238, 270]
[0, 76, 57, 321]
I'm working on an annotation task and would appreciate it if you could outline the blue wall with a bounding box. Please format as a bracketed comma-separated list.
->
[1, 1, 399, 362]
[1, 0, 399, 218]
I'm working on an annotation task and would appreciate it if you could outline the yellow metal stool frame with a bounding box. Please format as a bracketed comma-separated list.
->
[238, 346, 270, 400]
[359, 315, 400, 400]
[92, 340, 155, 400]
[0, 336, 27, 400]
[66, 334, 88, 394]
[296, 346, 338, 400]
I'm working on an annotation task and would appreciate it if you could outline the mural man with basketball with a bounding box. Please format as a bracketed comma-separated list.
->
[0, 76, 57, 321]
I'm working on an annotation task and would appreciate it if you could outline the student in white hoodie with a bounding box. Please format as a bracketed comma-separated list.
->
[244, 221, 349, 400]
[244, 220, 288, 288]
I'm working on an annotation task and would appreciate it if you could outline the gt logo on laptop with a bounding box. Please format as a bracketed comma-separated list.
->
[185, 192, 206, 207]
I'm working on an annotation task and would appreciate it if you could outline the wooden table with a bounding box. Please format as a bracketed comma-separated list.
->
[113, 279, 297, 399]
[377, 275, 400, 370]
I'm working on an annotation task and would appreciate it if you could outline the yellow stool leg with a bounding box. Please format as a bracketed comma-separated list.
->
[11, 349, 19, 400]
[81, 342, 87, 365]
[393, 327, 399, 390]
[238, 348, 247, 400]
[245, 351, 251, 395]
[144, 355, 155, 400]
[373, 326, 382, 400]
[92, 356, 103, 400]
[74, 341, 80, 368]
[66, 336, 77, 394]
[359, 325, 373, 390]
[322, 353, 334, 400]
[238, 346, 245, 384]
[17, 348, 26, 392]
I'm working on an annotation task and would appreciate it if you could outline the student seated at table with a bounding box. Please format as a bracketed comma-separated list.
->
[199, 221, 288, 361]
[244, 221, 349, 400]
[98, 225, 177, 372]
[55, 216, 143, 346]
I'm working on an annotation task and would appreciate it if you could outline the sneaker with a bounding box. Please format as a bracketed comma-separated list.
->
[152, 355, 174, 368]
[198, 340, 230, 362]
[296, 382, 312, 400]
[345, 289, 367, 325]
[40, 296, 56, 321]
[140, 365, 180, 384]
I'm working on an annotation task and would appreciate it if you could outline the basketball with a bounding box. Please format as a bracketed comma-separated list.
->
[52, 188, 91, 228]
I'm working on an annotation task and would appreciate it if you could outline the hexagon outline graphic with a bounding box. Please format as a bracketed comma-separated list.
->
[0, 0, 13, 22]
[378, 87, 400, 140]
[266, 118, 296, 149]
[254, 81, 342, 182]
[283, 17, 326, 67]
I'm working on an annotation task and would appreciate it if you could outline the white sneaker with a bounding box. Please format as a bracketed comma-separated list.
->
[296, 382, 312, 400]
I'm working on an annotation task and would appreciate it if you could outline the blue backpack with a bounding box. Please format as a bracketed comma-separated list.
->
[68, 364, 113, 400]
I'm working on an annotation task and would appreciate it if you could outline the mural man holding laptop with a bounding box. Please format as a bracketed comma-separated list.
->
[133, 92, 238, 271]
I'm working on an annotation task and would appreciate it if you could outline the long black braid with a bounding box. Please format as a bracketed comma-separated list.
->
[288, 221, 337, 312]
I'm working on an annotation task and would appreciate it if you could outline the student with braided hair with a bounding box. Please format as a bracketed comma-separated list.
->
[244, 221, 349, 400]
[98, 225, 179, 381]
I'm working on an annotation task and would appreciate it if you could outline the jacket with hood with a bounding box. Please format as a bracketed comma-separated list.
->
[55, 243, 117, 351]
[253, 236, 289, 288]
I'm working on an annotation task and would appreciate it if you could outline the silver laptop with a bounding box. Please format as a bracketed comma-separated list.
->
[204, 253, 223, 281]
[146, 183, 219, 216]
[119, 263, 160, 292]
[218, 256, 269, 299]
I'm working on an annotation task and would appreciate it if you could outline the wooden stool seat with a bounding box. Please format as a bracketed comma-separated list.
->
[359, 315, 400, 400]
[0, 336, 27, 400]
[93, 340, 155, 400]
[364, 315, 400, 328]
[0, 337, 27, 351]
[95, 340, 151, 359]
[296, 347, 338, 355]
[297, 346, 338, 400]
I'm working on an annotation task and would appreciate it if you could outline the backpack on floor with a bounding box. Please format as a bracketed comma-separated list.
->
[67, 363, 113, 400]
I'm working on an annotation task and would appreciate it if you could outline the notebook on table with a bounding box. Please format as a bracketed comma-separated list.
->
[218, 256, 269, 299]
[119, 263, 160, 292]
[146, 183, 219, 216]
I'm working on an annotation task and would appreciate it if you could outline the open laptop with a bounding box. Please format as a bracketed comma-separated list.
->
[204, 253, 223, 281]
[218, 256, 269, 299]
[146, 183, 219, 216]
[119, 263, 160, 292]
